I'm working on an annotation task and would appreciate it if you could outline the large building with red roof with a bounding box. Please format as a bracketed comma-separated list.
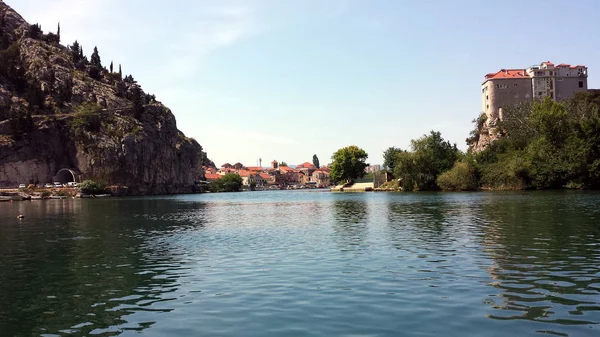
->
[482, 61, 588, 125]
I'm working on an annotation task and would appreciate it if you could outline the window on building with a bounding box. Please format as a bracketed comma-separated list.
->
[579, 81, 584, 88]
[538, 92, 543, 96]
[486, 95, 488, 100]
[514, 83, 518, 87]
[486, 104, 489, 109]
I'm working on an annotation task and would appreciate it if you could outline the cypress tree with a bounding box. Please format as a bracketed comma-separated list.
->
[70, 40, 80, 62]
[90, 46, 101, 67]
[57, 22, 60, 43]
[118, 64, 122, 78]
[109, 61, 113, 73]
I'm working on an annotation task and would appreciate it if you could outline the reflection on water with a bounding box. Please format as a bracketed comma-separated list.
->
[478, 193, 600, 333]
[332, 198, 369, 250]
[0, 191, 599, 337]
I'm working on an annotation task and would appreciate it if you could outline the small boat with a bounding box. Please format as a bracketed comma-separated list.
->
[80, 194, 111, 198]
[30, 195, 43, 200]
[50, 195, 67, 199]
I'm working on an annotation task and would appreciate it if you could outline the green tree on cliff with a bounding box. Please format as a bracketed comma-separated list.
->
[330, 145, 369, 184]
[130, 85, 144, 119]
[90, 46, 101, 67]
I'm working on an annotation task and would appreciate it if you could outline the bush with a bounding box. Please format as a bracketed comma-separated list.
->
[437, 162, 478, 191]
[209, 173, 242, 192]
[79, 180, 106, 195]
[69, 103, 103, 134]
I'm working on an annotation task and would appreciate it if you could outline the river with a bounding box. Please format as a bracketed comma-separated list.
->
[0, 191, 599, 336]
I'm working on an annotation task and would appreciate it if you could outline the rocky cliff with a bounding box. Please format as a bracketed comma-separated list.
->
[0, 1, 210, 194]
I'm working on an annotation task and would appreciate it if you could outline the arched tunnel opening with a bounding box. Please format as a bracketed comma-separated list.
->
[54, 169, 76, 184]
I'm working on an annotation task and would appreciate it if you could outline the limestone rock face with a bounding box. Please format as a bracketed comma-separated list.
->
[0, 1, 209, 194]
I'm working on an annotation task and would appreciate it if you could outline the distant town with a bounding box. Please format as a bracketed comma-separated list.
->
[202, 160, 381, 190]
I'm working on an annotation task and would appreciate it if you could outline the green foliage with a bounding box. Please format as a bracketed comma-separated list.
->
[330, 145, 369, 184]
[90, 46, 101, 67]
[393, 131, 460, 191]
[279, 161, 288, 167]
[45, 32, 59, 44]
[27, 24, 43, 40]
[79, 180, 106, 195]
[209, 173, 242, 192]
[130, 85, 144, 119]
[8, 106, 34, 140]
[382, 146, 402, 171]
[69, 103, 102, 134]
[69, 40, 82, 63]
[0, 43, 28, 93]
[437, 161, 478, 191]
[26, 78, 45, 111]
[474, 94, 600, 189]
[466, 113, 487, 145]
[54, 77, 73, 106]
[312, 154, 320, 168]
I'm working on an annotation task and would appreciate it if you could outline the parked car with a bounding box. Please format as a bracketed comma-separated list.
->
[44, 183, 53, 188]
[53, 182, 63, 188]
[18, 184, 26, 189]
[66, 182, 78, 187]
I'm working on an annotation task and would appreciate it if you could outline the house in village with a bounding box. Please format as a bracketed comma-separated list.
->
[210, 159, 331, 188]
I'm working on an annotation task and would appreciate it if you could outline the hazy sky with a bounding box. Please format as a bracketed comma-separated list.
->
[9, 0, 600, 167]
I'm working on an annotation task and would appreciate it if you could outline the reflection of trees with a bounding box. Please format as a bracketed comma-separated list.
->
[331, 198, 369, 249]
[385, 194, 467, 250]
[0, 198, 206, 336]
[478, 192, 600, 327]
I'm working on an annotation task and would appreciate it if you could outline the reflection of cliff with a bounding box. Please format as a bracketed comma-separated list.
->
[478, 193, 600, 327]
[0, 199, 204, 336]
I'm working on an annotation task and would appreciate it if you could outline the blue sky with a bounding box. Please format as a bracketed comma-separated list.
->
[10, 0, 600, 167]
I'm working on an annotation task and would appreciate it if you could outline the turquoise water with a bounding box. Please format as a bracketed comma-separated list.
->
[0, 191, 599, 336]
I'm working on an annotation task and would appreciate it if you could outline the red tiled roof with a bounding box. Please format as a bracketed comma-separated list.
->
[245, 166, 263, 172]
[296, 162, 315, 169]
[542, 61, 554, 66]
[485, 69, 529, 80]
[259, 173, 270, 179]
[556, 63, 570, 67]
[238, 170, 251, 177]
[280, 167, 298, 173]
[205, 173, 221, 181]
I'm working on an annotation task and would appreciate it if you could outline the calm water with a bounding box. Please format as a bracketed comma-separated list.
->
[0, 191, 599, 337]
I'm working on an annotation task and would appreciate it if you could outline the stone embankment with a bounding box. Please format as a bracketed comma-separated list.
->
[330, 182, 374, 192]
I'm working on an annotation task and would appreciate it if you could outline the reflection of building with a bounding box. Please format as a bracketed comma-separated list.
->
[482, 61, 588, 124]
